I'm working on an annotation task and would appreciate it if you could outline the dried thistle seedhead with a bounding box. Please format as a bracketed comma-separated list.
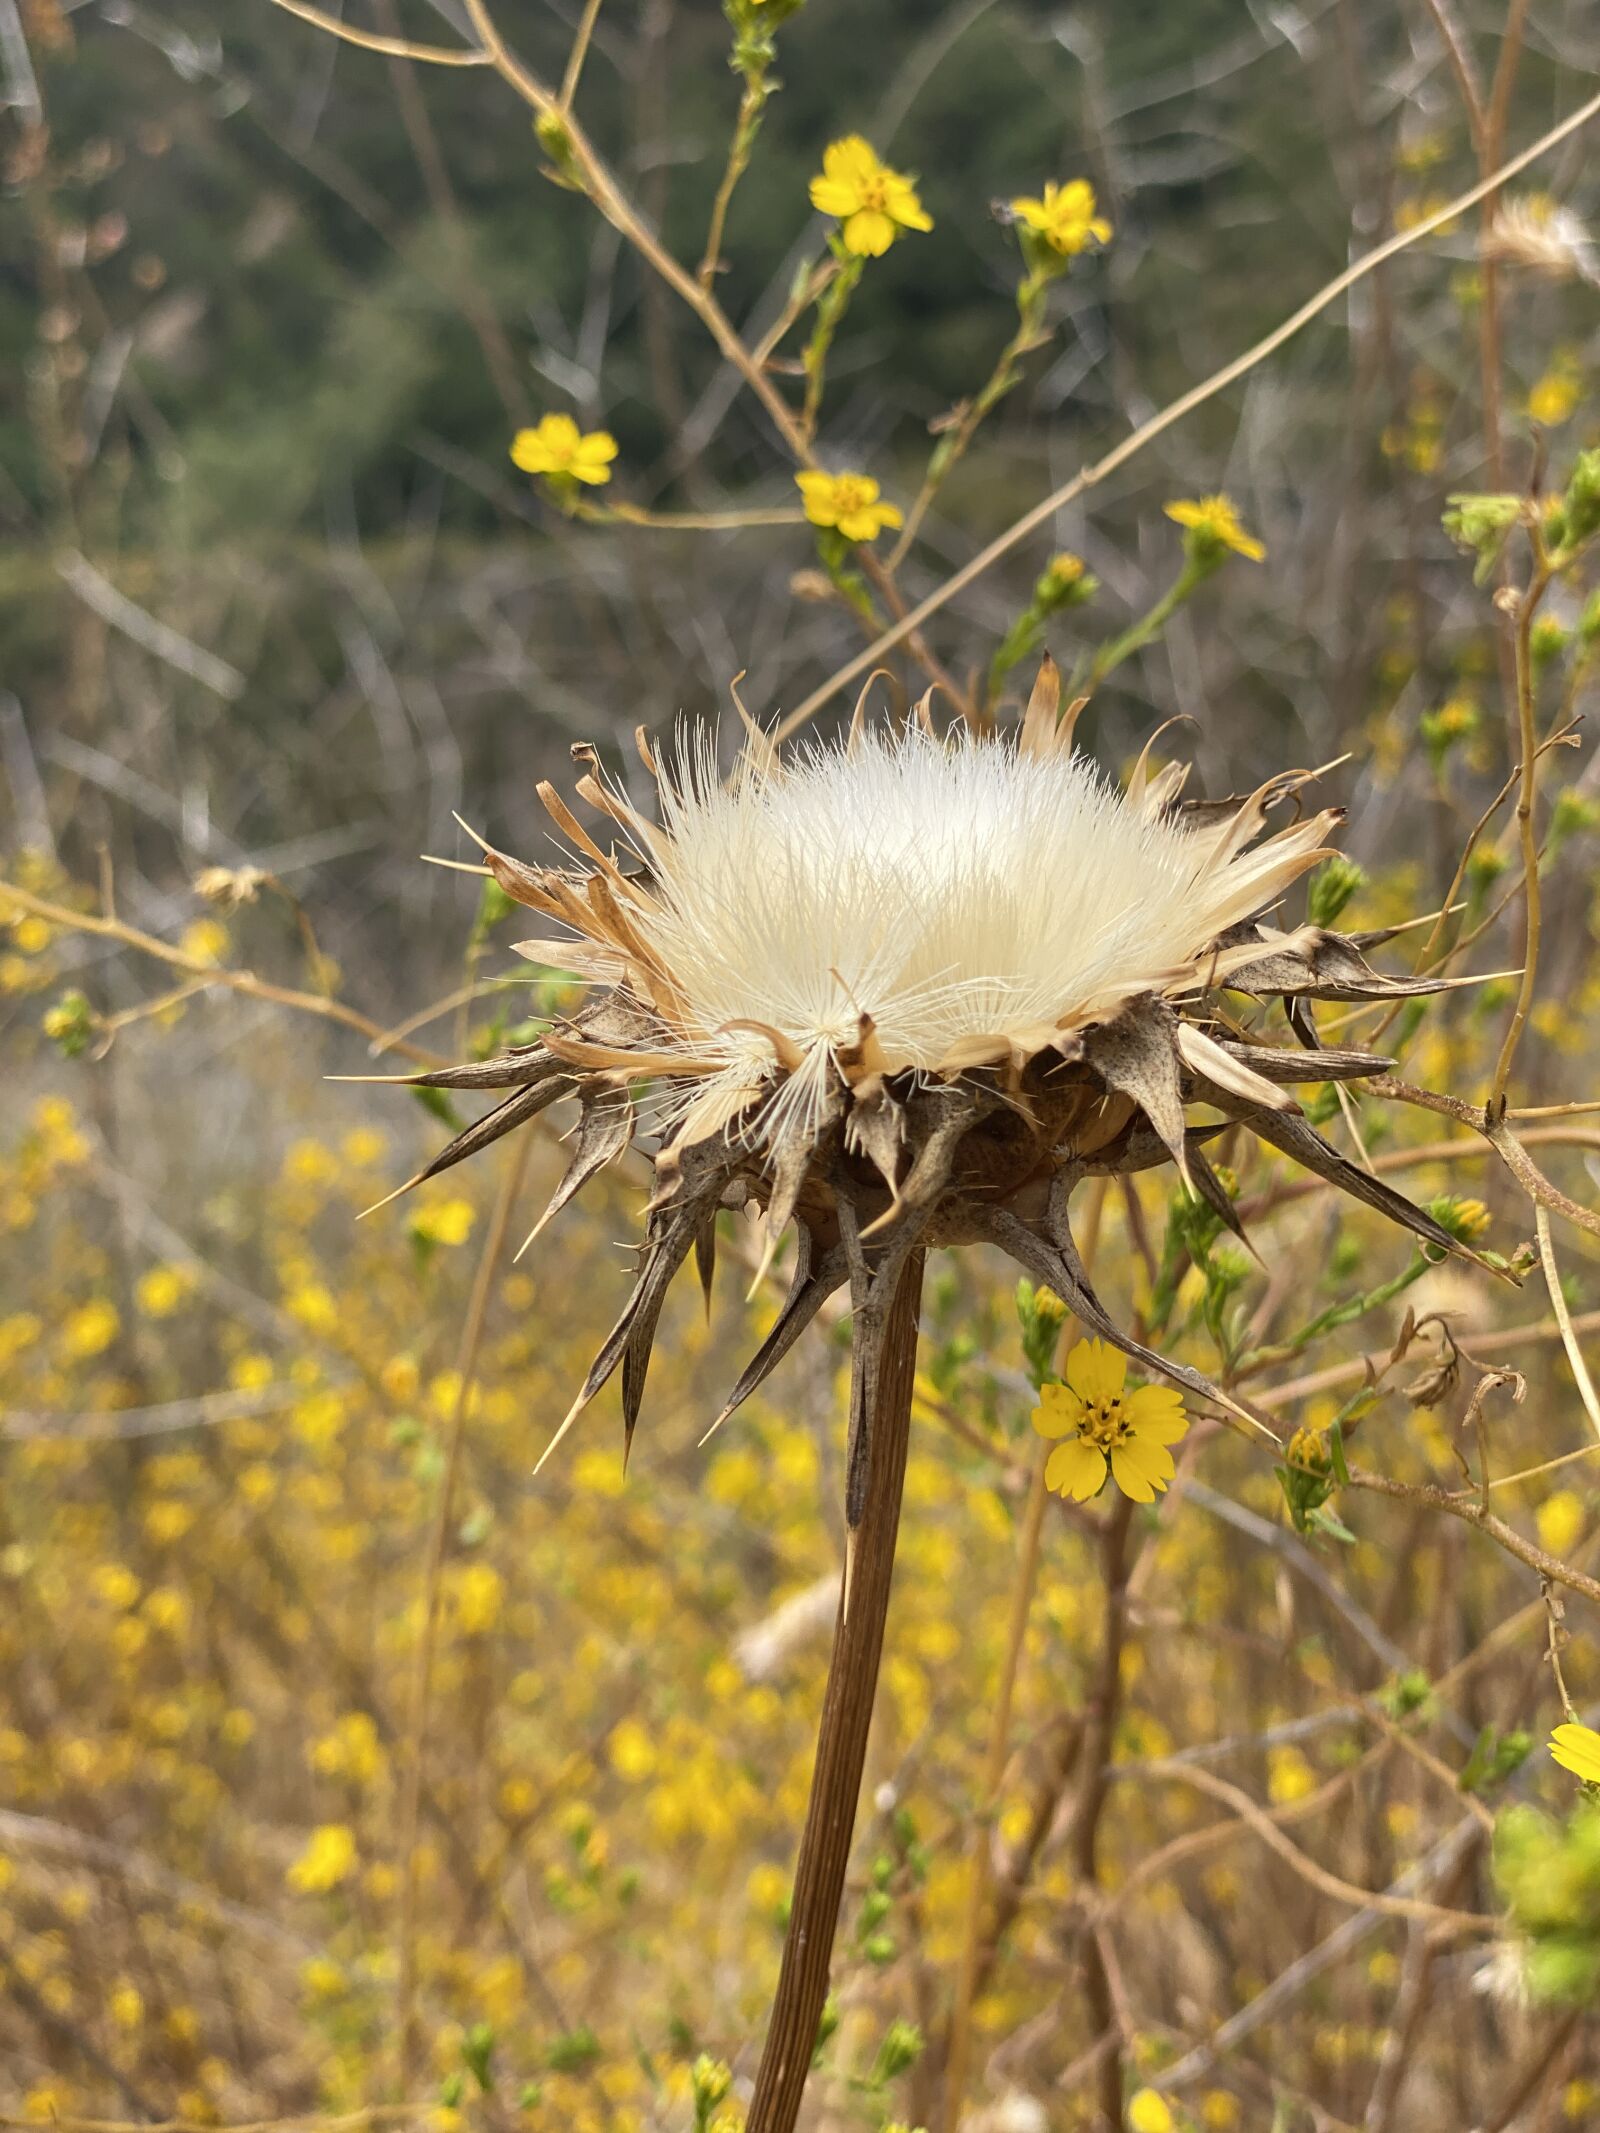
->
[367, 669, 1493, 1527]
[1482, 194, 1599, 286]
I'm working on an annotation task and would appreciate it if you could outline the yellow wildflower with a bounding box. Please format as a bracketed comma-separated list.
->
[609, 1716, 656, 1782]
[1164, 493, 1266, 562]
[287, 1822, 358, 1893]
[1032, 1338, 1187, 1503]
[1268, 1746, 1318, 1805]
[136, 1263, 194, 1318]
[180, 918, 229, 966]
[1128, 2091, 1175, 2133]
[61, 1298, 119, 1360]
[795, 469, 903, 544]
[109, 1984, 144, 2031]
[1537, 1490, 1585, 1557]
[1549, 1721, 1600, 1784]
[1529, 370, 1581, 425]
[410, 1196, 476, 1247]
[1010, 177, 1111, 257]
[510, 412, 618, 486]
[453, 1562, 504, 1635]
[808, 136, 932, 257]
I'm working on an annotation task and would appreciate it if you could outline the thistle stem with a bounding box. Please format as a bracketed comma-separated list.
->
[745, 1251, 925, 2133]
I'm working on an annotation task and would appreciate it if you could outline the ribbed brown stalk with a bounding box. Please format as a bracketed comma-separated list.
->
[745, 1252, 925, 2133]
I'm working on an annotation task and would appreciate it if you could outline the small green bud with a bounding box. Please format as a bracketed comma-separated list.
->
[438, 2074, 465, 2109]
[862, 1931, 898, 1965]
[811, 1995, 840, 2064]
[872, 2019, 925, 2082]
[1307, 855, 1367, 928]
[1381, 1668, 1434, 1719]
[1031, 552, 1098, 613]
[1442, 491, 1522, 579]
[42, 987, 95, 1058]
[1425, 1194, 1491, 1245]
[1419, 694, 1479, 769]
[534, 111, 584, 189]
[1531, 616, 1571, 670]
[1561, 448, 1600, 547]
[462, 2023, 495, 2093]
[691, 2054, 733, 2125]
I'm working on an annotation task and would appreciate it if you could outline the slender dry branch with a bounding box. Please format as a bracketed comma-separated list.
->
[0, 880, 440, 1064]
[1343, 1468, 1600, 1608]
[264, 0, 490, 66]
[1489, 559, 1553, 1105]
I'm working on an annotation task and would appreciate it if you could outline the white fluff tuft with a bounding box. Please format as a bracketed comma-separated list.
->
[615, 725, 1283, 1117]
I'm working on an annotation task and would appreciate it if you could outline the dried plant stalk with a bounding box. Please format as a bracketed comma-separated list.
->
[745, 1252, 924, 2133]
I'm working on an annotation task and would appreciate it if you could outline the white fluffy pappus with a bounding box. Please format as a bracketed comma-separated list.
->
[591, 722, 1333, 1126]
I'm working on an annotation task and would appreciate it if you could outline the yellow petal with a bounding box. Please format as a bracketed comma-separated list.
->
[843, 209, 896, 257]
[1113, 1436, 1176, 1497]
[1123, 1385, 1189, 1445]
[1110, 1443, 1163, 1504]
[810, 175, 862, 218]
[835, 508, 878, 542]
[883, 177, 932, 232]
[822, 135, 878, 185]
[1046, 1438, 1107, 1501]
[1550, 1723, 1600, 1783]
[1032, 1382, 1083, 1440]
[538, 412, 581, 454]
[1066, 1337, 1125, 1403]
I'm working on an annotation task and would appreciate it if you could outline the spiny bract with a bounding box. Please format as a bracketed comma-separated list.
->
[366, 672, 1488, 1527]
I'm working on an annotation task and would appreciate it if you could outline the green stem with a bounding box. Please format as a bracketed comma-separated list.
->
[1081, 559, 1211, 691]
[801, 252, 865, 441]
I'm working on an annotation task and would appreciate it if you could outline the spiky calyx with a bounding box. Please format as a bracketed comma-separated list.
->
[369, 680, 1492, 1527]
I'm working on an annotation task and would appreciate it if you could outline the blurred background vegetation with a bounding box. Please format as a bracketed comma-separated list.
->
[3, 0, 1600, 2127]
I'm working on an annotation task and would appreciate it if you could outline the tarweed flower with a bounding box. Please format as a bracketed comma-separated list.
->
[1033, 1338, 1188, 1503]
[1127, 2092, 1175, 2133]
[287, 1823, 358, 1893]
[511, 412, 619, 486]
[1009, 178, 1111, 258]
[367, 691, 1490, 1529]
[1164, 494, 1265, 563]
[795, 469, 903, 543]
[1551, 1724, 1600, 1784]
[809, 136, 932, 257]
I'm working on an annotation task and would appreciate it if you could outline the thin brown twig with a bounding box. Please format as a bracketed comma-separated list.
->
[0, 880, 439, 1064]
[264, 0, 489, 65]
[1343, 1467, 1600, 1608]
[560, 0, 605, 108]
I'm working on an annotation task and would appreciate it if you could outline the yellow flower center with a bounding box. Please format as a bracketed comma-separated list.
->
[831, 476, 873, 513]
[1075, 1394, 1133, 1452]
